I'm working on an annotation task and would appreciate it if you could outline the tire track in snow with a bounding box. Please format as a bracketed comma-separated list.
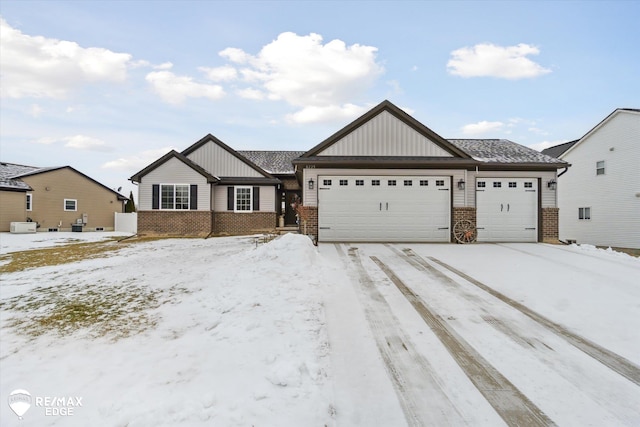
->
[422, 253, 640, 387]
[370, 256, 555, 427]
[334, 244, 466, 427]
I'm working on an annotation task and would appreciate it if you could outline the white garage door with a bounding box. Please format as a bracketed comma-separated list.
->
[318, 175, 450, 242]
[476, 178, 538, 242]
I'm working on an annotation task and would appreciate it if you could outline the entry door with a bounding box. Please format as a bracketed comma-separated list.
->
[476, 178, 538, 242]
[318, 175, 450, 242]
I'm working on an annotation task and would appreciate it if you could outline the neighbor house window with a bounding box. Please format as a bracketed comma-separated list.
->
[161, 184, 190, 210]
[26, 194, 32, 211]
[596, 161, 605, 175]
[64, 199, 77, 211]
[235, 186, 252, 212]
[578, 207, 591, 220]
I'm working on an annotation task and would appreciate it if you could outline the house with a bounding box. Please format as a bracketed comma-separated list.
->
[294, 100, 567, 243]
[0, 162, 128, 232]
[129, 135, 303, 236]
[542, 108, 640, 249]
[133, 100, 567, 243]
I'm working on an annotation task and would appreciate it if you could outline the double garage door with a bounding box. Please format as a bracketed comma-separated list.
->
[318, 175, 451, 242]
[317, 175, 539, 243]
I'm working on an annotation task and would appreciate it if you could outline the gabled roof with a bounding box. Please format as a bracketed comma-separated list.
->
[0, 162, 39, 191]
[545, 108, 640, 159]
[541, 140, 579, 159]
[238, 151, 305, 174]
[300, 100, 472, 159]
[181, 134, 278, 180]
[129, 150, 219, 183]
[449, 139, 567, 165]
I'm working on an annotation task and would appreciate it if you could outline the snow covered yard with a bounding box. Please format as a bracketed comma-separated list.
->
[1, 232, 639, 426]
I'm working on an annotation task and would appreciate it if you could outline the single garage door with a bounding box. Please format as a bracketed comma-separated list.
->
[476, 178, 538, 242]
[318, 175, 450, 242]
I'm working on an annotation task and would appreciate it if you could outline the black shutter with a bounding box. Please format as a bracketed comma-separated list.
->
[253, 187, 260, 211]
[152, 184, 160, 210]
[227, 187, 234, 211]
[190, 185, 197, 210]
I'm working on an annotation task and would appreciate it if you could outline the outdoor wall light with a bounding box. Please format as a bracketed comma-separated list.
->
[457, 179, 465, 190]
[308, 178, 315, 190]
[547, 179, 557, 190]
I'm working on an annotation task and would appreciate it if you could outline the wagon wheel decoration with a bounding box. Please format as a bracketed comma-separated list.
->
[453, 220, 477, 244]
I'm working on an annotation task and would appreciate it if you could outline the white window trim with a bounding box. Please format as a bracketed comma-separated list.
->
[160, 183, 190, 210]
[64, 199, 77, 211]
[578, 207, 591, 220]
[596, 160, 605, 175]
[26, 193, 33, 211]
[234, 186, 253, 213]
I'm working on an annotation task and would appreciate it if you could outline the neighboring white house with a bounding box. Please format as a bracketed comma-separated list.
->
[542, 108, 640, 249]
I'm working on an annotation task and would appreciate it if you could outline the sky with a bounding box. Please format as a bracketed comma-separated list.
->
[1, 0, 639, 198]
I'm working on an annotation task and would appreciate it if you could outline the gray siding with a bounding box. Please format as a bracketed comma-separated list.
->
[138, 157, 210, 210]
[186, 141, 263, 177]
[318, 111, 454, 157]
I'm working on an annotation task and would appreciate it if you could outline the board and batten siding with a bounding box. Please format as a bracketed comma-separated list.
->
[302, 168, 467, 207]
[213, 186, 276, 212]
[185, 142, 264, 177]
[468, 171, 557, 209]
[558, 110, 640, 248]
[138, 157, 210, 210]
[318, 111, 454, 157]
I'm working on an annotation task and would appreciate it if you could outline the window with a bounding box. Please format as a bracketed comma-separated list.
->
[387, 180, 396, 186]
[356, 180, 364, 186]
[578, 207, 591, 220]
[339, 179, 348, 186]
[509, 182, 517, 188]
[235, 187, 252, 212]
[420, 180, 429, 186]
[524, 182, 533, 188]
[404, 180, 413, 186]
[64, 199, 77, 211]
[493, 182, 502, 188]
[323, 179, 332, 186]
[371, 180, 380, 186]
[596, 161, 605, 175]
[477, 181, 486, 188]
[436, 180, 445, 187]
[161, 184, 190, 210]
[26, 194, 32, 211]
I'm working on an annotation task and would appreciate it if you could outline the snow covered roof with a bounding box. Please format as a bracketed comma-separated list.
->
[238, 151, 305, 174]
[448, 139, 567, 164]
[0, 162, 41, 191]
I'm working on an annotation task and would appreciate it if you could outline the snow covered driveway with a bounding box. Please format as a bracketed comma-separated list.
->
[1, 233, 639, 426]
[320, 242, 640, 426]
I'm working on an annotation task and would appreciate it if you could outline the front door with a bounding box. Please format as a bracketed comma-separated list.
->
[284, 190, 301, 225]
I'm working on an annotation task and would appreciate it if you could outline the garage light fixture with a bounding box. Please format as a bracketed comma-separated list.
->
[547, 180, 557, 190]
[457, 179, 465, 190]
[308, 178, 315, 190]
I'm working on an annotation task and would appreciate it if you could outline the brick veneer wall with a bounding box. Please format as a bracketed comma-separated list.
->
[541, 207, 559, 243]
[299, 206, 318, 242]
[452, 207, 476, 243]
[138, 211, 213, 236]
[213, 212, 277, 235]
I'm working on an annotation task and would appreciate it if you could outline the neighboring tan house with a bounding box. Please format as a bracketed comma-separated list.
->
[294, 100, 568, 243]
[0, 162, 128, 232]
[542, 108, 640, 249]
[133, 100, 568, 242]
[129, 135, 302, 236]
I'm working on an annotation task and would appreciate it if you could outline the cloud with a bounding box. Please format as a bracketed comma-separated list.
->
[32, 134, 112, 151]
[102, 147, 175, 170]
[199, 65, 238, 82]
[528, 140, 564, 152]
[285, 103, 368, 124]
[462, 120, 505, 135]
[145, 71, 226, 104]
[29, 104, 44, 118]
[220, 32, 384, 123]
[237, 88, 265, 100]
[0, 17, 132, 98]
[447, 43, 551, 79]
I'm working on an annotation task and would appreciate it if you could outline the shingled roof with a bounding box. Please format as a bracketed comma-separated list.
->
[0, 162, 41, 191]
[238, 151, 305, 174]
[448, 139, 566, 164]
[541, 140, 579, 159]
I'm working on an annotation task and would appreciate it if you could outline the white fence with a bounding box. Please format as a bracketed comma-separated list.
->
[114, 212, 137, 234]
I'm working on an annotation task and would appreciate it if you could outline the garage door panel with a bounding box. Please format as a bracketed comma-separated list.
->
[476, 178, 538, 242]
[318, 175, 450, 242]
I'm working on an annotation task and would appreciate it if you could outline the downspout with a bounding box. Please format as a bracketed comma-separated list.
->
[558, 167, 569, 177]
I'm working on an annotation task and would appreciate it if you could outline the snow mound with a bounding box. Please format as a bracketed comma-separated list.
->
[570, 243, 640, 263]
[247, 233, 318, 266]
